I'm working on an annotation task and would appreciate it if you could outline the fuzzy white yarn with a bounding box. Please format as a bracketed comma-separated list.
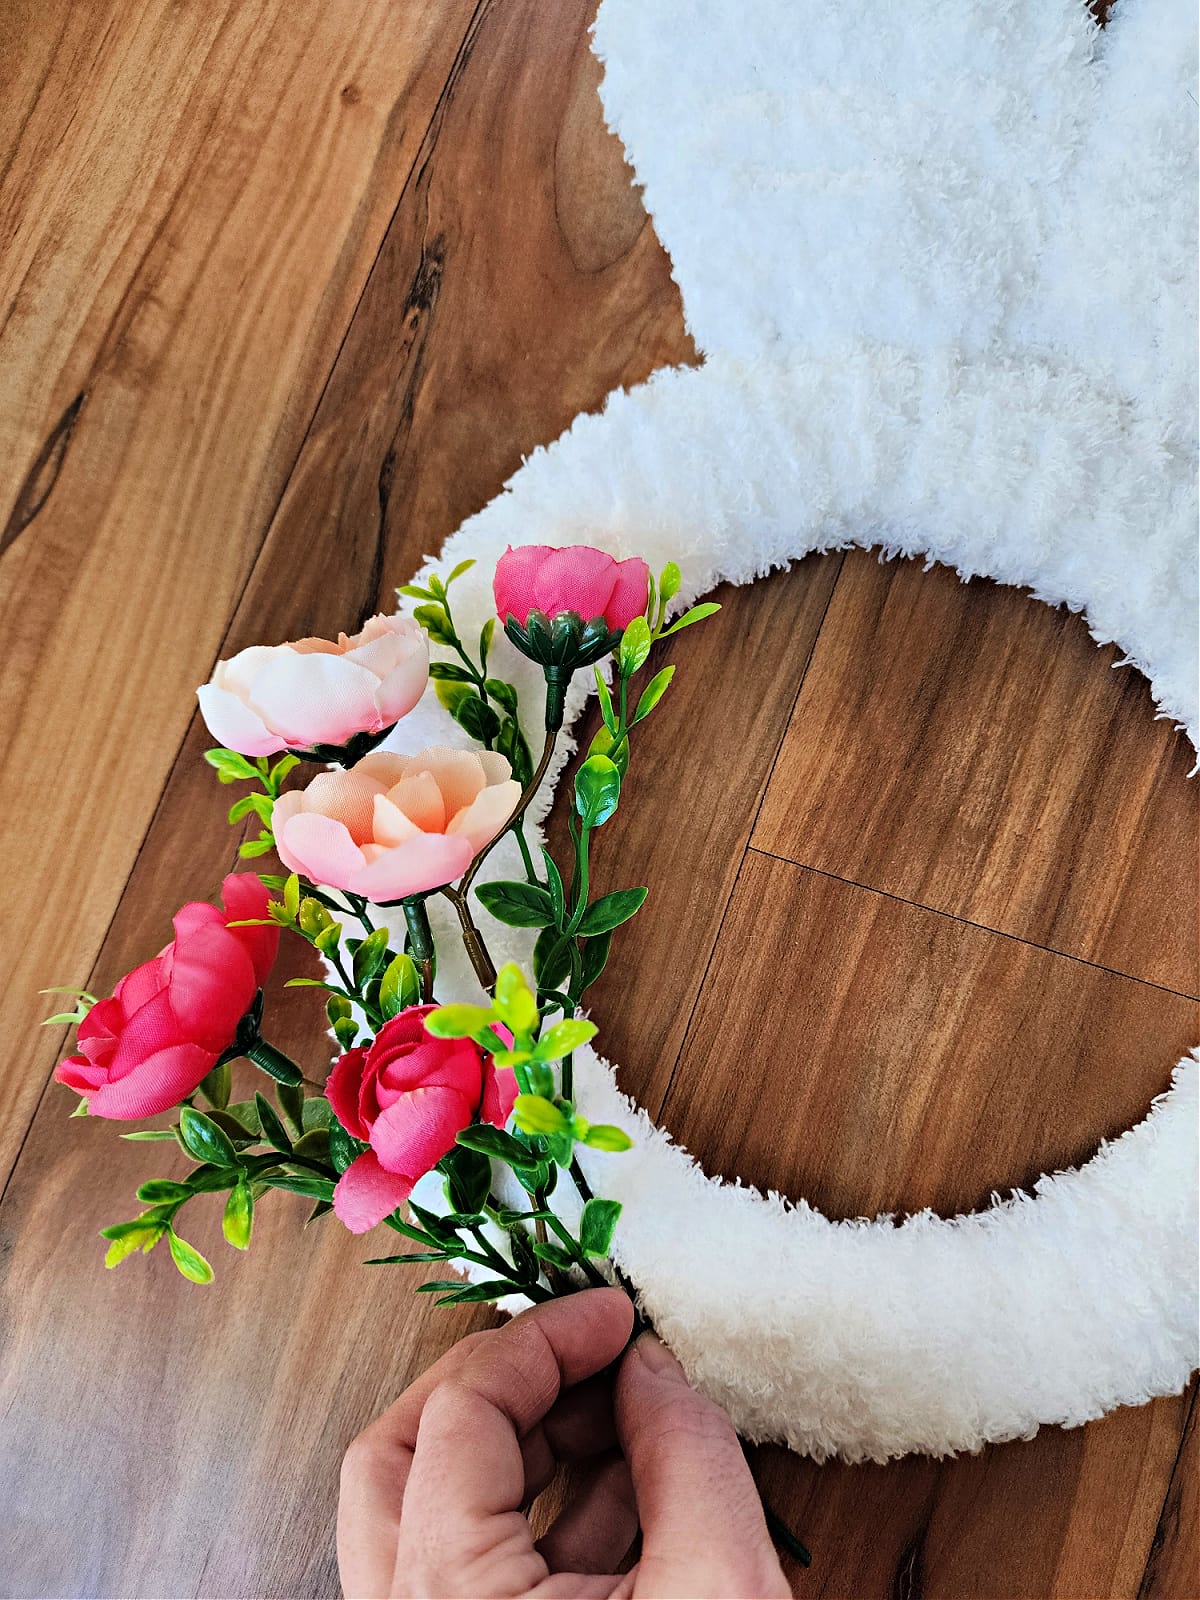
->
[367, 0, 1198, 1461]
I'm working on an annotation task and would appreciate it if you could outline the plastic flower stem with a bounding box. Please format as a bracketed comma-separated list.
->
[564, 825, 591, 937]
[243, 1040, 303, 1081]
[537, 1192, 607, 1289]
[448, 728, 558, 993]
[400, 897, 436, 1002]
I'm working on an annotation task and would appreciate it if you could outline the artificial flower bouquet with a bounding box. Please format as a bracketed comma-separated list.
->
[49, 545, 719, 1306]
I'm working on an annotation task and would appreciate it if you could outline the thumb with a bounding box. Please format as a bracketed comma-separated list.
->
[616, 1333, 790, 1599]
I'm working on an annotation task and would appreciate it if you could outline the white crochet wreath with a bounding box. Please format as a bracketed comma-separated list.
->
[375, 0, 1199, 1462]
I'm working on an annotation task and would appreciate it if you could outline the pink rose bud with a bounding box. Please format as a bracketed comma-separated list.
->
[54, 875, 279, 1120]
[271, 745, 521, 902]
[196, 615, 429, 757]
[326, 1005, 518, 1232]
[493, 544, 650, 630]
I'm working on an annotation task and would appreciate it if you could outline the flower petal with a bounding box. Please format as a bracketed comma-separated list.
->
[301, 768, 388, 842]
[372, 793, 422, 849]
[370, 1085, 471, 1178]
[605, 557, 652, 629]
[332, 1149, 415, 1234]
[275, 810, 367, 891]
[326, 1046, 370, 1140]
[86, 1043, 217, 1120]
[196, 683, 287, 757]
[403, 746, 487, 820]
[349, 834, 473, 901]
[447, 779, 522, 852]
[249, 652, 384, 747]
[219, 873, 280, 986]
[535, 545, 618, 622]
[493, 544, 556, 625]
[166, 921, 257, 1050]
[112, 955, 167, 1018]
[387, 770, 447, 833]
[481, 1063, 519, 1128]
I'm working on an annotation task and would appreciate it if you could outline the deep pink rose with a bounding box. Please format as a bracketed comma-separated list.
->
[493, 544, 650, 630]
[327, 1005, 518, 1233]
[55, 875, 279, 1120]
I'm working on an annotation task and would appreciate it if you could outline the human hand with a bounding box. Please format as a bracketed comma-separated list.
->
[338, 1286, 792, 1598]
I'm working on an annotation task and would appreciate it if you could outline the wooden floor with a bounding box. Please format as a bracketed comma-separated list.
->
[1, 4, 1196, 1596]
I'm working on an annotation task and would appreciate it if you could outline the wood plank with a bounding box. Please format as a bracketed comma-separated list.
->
[0, 0, 477, 1183]
[1140, 1383, 1200, 1599]
[0, 4, 695, 1594]
[660, 848, 1196, 1219]
[752, 553, 1199, 996]
[747, 1384, 1190, 1598]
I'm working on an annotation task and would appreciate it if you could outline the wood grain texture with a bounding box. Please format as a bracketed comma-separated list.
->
[753, 556, 1200, 996]
[0, 4, 1195, 1597]
[0, 0, 478, 1183]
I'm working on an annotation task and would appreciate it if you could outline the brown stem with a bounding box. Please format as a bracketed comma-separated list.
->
[450, 729, 558, 994]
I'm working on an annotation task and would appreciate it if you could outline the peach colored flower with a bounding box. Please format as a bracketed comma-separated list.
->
[272, 746, 521, 901]
[196, 616, 429, 757]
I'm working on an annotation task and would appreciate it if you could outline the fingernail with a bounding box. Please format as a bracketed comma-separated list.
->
[635, 1331, 686, 1380]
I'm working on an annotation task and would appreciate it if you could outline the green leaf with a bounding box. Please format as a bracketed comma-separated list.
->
[199, 1059, 232, 1111]
[579, 1197, 622, 1257]
[302, 1097, 331, 1132]
[40, 986, 99, 1003]
[314, 924, 342, 957]
[533, 927, 571, 992]
[255, 1092, 293, 1153]
[515, 1158, 555, 1197]
[178, 1106, 239, 1167]
[306, 1199, 334, 1224]
[223, 1179, 254, 1249]
[364, 1251, 453, 1265]
[492, 962, 538, 1036]
[539, 850, 566, 928]
[574, 755, 621, 828]
[329, 1116, 366, 1174]
[593, 667, 618, 733]
[104, 1226, 161, 1268]
[427, 662, 474, 682]
[425, 1002, 495, 1040]
[497, 714, 534, 786]
[269, 753, 300, 789]
[299, 898, 334, 937]
[453, 693, 502, 745]
[352, 927, 391, 988]
[224, 1099, 263, 1136]
[204, 748, 259, 784]
[378, 951, 422, 1019]
[512, 1095, 568, 1136]
[482, 677, 517, 717]
[533, 1019, 597, 1061]
[576, 886, 648, 937]
[238, 834, 274, 859]
[265, 1173, 335, 1201]
[435, 1280, 525, 1305]
[120, 1128, 180, 1142]
[581, 1123, 634, 1153]
[475, 880, 555, 928]
[479, 617, 496, 669]
[277, 1079, 306, 1137]
[282, 873, 301, 921]
[447, 558, 476, 584]
[587, 723, 629, 780]
[228, 792, 273, 826]
[43, 1011, 84, 1028]
[134, 1179, 192, 1204]
[167, 1229, 214, 1285]
[398, 583, 436, 601]
[532, 1239, 577, 1272]
[578, 929, 613, 991]
[633, 665, 674, 723]
[415, 1279, 473, 1295]
[659, 561, 681, 603]
[413, 604, 455, 646]
[662, 601, 721, 636]
[291, 1129, 331, 1162]
[618, 616, 652, 678]
[454, 1125, 541, 1170]
[435, 679, 474, 715]
[441, 1145, 492, 1216]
